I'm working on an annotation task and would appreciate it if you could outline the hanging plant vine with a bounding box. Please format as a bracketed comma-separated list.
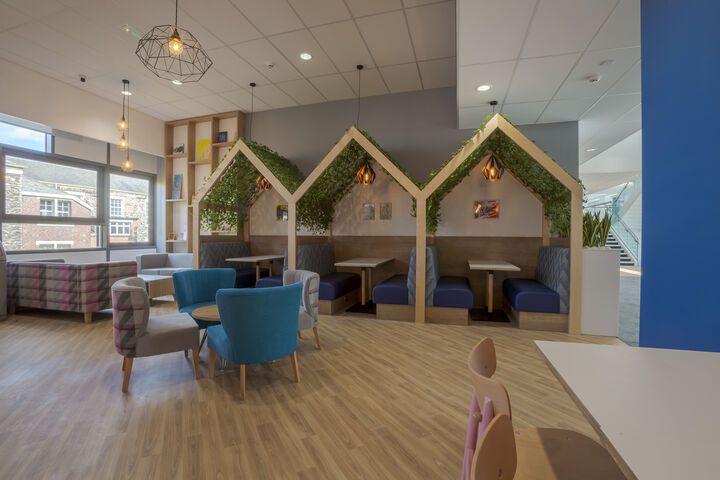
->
[296, 128, 419, 233]
[418, 114, 580, 236]
[200, 140, 304, 231]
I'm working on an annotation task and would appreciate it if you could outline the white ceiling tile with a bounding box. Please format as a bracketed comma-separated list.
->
[3, 0, 65, 18]
[346, 0, 402, 17]
[230, 0, 304, 35]
[0, 2, 30, 31]
[588, 0, 640, 51]
[579, 93, 641, 143]
[309, 74, 355, 101]
[287, 0, 351, 27]
[521, 0, 618, 58]
[418, 57, 455, 89]
[458, 60, 515, 107]
[277, 78, 325, 104]
[206, 46, 270, 87]
[356, 11, 415, 66]
[342, 67, 388, 97]
[269, 29, 338, 77]
[220, 88, 270, 111]
[191, 68, 239, 93]
[231, 38, 303, 83]
[607, 61, 640, 95]
[380, 63, 421, 93]
[539, 98, 598, 123]
[457, 0, 536, 66]
[167, 79, 214, 99]
[555, 47, 639, 100]
[253, 84, 298, 108]
[181, 0, 261, 45]
[459, 105, 494, 129]
[401, 0, 438, 6]
[195, 94, 240, 112]
[168, 98, 215, 117]
[405, 1, 455, 60]
[311, 21, 374, 71]
[500, 101, 548, 125]
[505, 53, 580, 103]
[145, 102, 195, 119]
[580, 119, 640, 161]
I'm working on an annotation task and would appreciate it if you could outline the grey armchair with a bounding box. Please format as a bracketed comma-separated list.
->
[283, 269, 321, 349]
[112, 277, 201, 393]
[136, 253, 193, 275]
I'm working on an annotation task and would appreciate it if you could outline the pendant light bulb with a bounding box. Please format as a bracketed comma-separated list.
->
[118, 132, 128, 150]
[481, 152, 504, 182]
[168, 29, 184, 56]
[121, 157, 134, 173]
[355, 160, 375, 186]
[117, 116, 128, 131]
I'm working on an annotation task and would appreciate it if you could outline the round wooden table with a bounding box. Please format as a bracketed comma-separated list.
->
[192, 305, 220, 323]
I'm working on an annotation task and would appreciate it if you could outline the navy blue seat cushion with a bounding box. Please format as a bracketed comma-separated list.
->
[319, 272, 361, 301]
[256, 274, 283, 288]
[372, 274, 409, 305]
[234, 267, 268, 288]
[503, 278, 560, 313]
[434, 276, 473, 309]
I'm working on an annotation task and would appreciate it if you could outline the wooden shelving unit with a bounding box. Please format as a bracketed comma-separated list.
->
[164, 110, 244, 253]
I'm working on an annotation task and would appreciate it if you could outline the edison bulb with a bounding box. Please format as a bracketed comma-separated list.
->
[118, 134, 128, 150]
[121, 158, 134, 173]
[117, 118, 128, 131]
[168, 31, 184, 56]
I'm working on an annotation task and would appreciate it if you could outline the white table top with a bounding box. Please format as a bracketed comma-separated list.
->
[467, 260, 520, 271]
[536, 341, 720, 480]
[334, 257, 393, 268]
[226, 254, 284, 263]
[137, 274, 172, 281]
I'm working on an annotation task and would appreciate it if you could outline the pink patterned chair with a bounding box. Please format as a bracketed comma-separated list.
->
[7, 260, 137, 323]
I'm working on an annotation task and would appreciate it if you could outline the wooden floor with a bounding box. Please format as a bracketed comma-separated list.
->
[0, 303, 622, 480]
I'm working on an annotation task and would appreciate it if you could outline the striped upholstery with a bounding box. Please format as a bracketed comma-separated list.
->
[111, 277, 150, 357]
[7, 260, 137, 315]
[535, 247, 571, 314]
[407, 246, 439, 305]
[283, 269, 320, 330]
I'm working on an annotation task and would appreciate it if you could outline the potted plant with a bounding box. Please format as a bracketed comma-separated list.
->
[581, 211, 620, 336]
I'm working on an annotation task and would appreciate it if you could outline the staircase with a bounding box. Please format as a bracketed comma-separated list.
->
[607, 231, 635, 266]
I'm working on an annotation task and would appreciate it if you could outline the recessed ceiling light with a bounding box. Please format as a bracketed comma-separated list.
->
[121, 90, 132, 96]
[475, 84, 492, 92]
[586, 147, 597, 152]
[299, 52, 312, 61]
[172, 79, 183, 85]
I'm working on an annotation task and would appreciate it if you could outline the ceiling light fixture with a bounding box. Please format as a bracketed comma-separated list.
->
[586, 147, 598, 152]
[476, 84, 492, 92]
[299, 52, 312, 61]
[118, 80, 130, 149]
[352, 64, 375, 186]
[482, 101, 504, 182]
[172, 79, 183, 85]
[136, 0, 212, 84]
[119, 80, 134, 172]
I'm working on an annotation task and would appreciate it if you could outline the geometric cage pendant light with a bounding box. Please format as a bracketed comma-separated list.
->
[135, 0, 212, 84]
[352, 64, 376, 186]
[481, 151, 504, 182]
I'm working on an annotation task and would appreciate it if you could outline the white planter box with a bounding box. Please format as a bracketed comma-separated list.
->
[581, 247, 620, 336]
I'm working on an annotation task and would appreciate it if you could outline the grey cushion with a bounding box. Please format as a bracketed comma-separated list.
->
[199, 241, 251, 269]
[135, 312, 199, 357]
[296, 244, 335, 276]
[536, 247, 570, 314]
[136, 253, 168, 271]
[167, 254, 193, 269]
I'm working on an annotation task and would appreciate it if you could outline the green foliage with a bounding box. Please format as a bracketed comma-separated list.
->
[296, 128, 419, 233]
[583, 211, 612, 247]
[200, 141, 304, 231]
[419, 114, 579, 237]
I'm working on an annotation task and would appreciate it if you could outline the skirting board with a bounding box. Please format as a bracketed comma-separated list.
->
[319, 290, 359, 315]
[376, 304, 469, 325]
[503, 302, 568, 332]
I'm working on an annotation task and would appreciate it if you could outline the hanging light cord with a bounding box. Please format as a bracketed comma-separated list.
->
[174, 0, 179, 29]
[126, 83, 130, 158]
[356, 65, 362, 127]
[248, 82, 255, 141]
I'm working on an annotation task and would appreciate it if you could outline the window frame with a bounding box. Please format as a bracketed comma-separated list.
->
[109, 219, 132, 236]
[108, 170, 155, 248]
[109, 197, 124, 218]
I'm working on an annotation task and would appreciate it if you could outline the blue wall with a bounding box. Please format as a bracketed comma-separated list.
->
[640, 0, 720, 351]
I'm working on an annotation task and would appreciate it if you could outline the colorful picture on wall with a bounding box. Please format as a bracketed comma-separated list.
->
[276, 204, 288, 221]
[474, 200, 499, 219]
[217, 131, 228, 143]
[380, 202, 392, 220]
[172, 174, 183, 199]
[197, 138, 211, 162]
[362, 203, 375, 221]
[173, 144, 185, 154]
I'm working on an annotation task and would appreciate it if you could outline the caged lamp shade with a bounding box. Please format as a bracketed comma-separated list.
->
[481, 152, 505, 182]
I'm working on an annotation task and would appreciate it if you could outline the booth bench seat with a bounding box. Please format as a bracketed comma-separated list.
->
[256, 275, 282, 288]
[259, 271, 360, 303]
[199, 241, 269, 288]
[502, 246, 569, 332]
[434, 276, 474, 309]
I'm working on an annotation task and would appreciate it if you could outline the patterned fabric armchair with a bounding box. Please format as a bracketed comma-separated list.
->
[112, 277, 200, 393]
[7, 260, 137, 323]
[284, 269, 321, 349]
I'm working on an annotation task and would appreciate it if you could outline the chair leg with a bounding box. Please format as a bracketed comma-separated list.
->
[290, 351, 300, 383]
[184, 349, 188, 358]
[192, 347, 201, 379]
[313, 326, 321, 350]
[239, 364, 246, 400]
[122, 357, 134, 393]
[208, 349, 216, 378]
[297, 330, 302, 339]
[121, 357, 126, 371]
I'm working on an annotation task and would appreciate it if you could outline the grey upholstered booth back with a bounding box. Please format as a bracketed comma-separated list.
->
[296, 244, 335, 276]
[407, 246, 439, 306]
[199, 241, 251, 269]
[536, 246, 570, 314]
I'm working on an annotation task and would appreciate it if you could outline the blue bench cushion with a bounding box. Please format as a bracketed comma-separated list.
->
[503, 278, 561, 314]
[319, 272, 361, 301]
[372, 274, 409, 305]
[256, 274, 283, 289]
[234, 267, 268, 288]
[434, 276, 473, 309]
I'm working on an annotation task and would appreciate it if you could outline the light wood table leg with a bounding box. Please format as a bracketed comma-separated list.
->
[360, 268, 367, 305]
[486, 270, 495, 314]
[255, 264, 260, 281]
[269, 261, 273, 276]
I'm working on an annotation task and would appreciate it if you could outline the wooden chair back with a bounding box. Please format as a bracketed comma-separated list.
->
[467, 337, 497, 378]
[471, 414, 517, 480]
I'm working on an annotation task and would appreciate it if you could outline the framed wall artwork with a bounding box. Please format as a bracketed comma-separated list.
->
[217, 131, 228, 143]
[172, 174, 183, 199]
[474, 200, 499, 219]
[197, 138, 211, 162]
[380, 202, 392, 220]
[276, 204, 288, 221]
[362, 203, 375, 220]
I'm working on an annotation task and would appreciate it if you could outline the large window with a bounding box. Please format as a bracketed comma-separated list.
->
[1, 145, 155, 252]
[0, 121, 49, 152]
